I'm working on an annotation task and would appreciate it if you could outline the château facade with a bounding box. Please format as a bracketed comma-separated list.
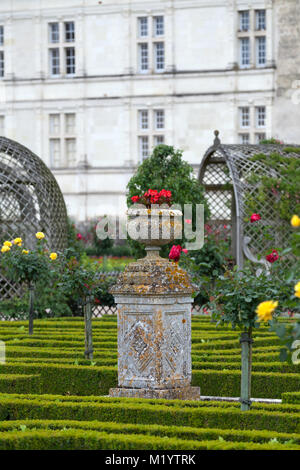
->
[0, 0, 299, 221]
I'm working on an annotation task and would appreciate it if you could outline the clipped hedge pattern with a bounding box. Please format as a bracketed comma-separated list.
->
[0, 316, 299, 450]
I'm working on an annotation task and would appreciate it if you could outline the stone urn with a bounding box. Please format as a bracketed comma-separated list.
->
[109, 206, 200, 400]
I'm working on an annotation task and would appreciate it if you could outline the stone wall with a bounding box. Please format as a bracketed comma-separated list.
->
[273, 0, 300, 143]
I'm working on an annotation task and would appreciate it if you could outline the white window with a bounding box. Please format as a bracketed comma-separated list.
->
[49, 113, 77, 168]
[154, 135, 164, 146]
[255, 133, 266, 144]
[137, 16, 165, 74]
[49, 23, 59, 43]
[139, 136, 149, 161]
[0, 116, 4, 135]
[240, 38, 250, 67]
[65, 47, 75, 75]
[256, 36, 266, 66]
[154, 42, 164, 72]
[137, 109, 165, 159]
[49, 139, 61, 167]
[65, 138, 76, 166]
[238, 10, 267, 70]
[138, 17, 148, 38]
[65, 113, 76, 134]
[154, 110, 165, 130]
[139, 110, 149, 130]
[256, 106, 266, 127]
[49, 48, 60, 76]
[239, 133, 250, 144]
[65, 21, 75, 42]
[256, 10, 266, 31]
[0, 26, 4, 46]
[240, 107, 250, 128]
[154, 16, 164, 36]
[48, 21, 76, 77]
[239, 11, 250, 31]
[139, 43, 148, 72]
[49, 114, 60, 134]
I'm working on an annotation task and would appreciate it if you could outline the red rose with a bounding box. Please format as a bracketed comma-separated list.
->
[204, 224, 213, 234]
[250, 213, 261, 223]
[266, 250, 279, 263]
[131, 196, 140, 203]
[76, 233, 83, 240]
[169, 245, 187, 262]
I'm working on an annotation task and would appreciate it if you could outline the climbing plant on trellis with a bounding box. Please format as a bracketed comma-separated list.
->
[199, 132, 300, 269]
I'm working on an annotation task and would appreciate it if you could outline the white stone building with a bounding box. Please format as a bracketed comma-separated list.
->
[0, 0, 299, 221]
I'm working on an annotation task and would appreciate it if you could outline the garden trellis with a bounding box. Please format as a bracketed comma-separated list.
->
[0, 136, 68, 299]
[199, 131, 300, 269]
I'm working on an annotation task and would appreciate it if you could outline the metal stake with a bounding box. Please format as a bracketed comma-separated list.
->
[84, 296, 94, 360]
[28, 283, 35, 336]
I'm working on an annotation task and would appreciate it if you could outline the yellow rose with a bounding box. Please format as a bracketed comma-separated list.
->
[13, 238, 22, 245]
[50, 252, 58, 261]
[3, 241, 12, 247]
[22, 250, 29, 255]
[1, 245, 10, 253]
[295, 281, 300, 299]
[36, 232, 45, 240]
[291, 215, 300, 228]
[17, 243, 22, 247]
[256, 300, 278, 322]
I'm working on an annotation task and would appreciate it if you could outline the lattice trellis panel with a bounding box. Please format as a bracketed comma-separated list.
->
[0, 136, 68, 299]
[199, 140, 300, 268]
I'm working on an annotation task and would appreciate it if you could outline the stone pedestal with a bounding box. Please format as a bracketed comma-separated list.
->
[109, 294, 200, 398]
[109, 228, 200, 400]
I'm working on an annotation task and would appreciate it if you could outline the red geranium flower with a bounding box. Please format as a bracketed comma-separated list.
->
[250, 213, 261, 223]
[266, 250, 279, 263]
[169, 245, 188, 262]
[131, 196, 140, 203]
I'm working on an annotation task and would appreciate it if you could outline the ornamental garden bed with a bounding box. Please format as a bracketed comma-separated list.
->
[0, 316, 299, 450]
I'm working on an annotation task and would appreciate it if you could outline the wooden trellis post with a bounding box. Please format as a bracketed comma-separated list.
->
[240, 329, 253, 411]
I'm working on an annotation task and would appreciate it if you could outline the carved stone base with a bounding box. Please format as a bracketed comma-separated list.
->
[109, 386, 200, 400]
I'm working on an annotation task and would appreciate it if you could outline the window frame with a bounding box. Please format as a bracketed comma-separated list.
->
[255, 10, 266, 31]
[153, 16, 164, 37]
[49, 22, 60, 44]
[154, 41, 165, 72]
[49, 48, 60, 77]
[256, 106, 266, 128]
[256, 36, 266, 67]
[0, 26, 4, 47]
[239, 10, 250, 32]
[240, 107, 250, 128]
[64, 21, 75, 43]
[48, 21, 76, 78]
[49, 113, 77, 168]
[240, 37, 250, 68]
